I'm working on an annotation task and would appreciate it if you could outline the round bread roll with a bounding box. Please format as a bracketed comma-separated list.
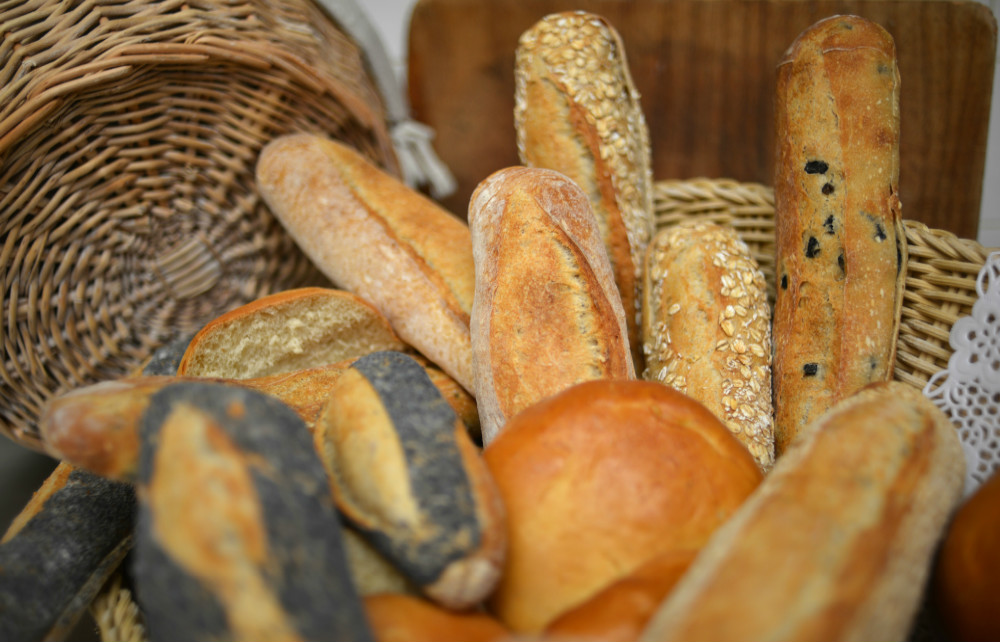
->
[933, 469, 1000, 642]
[482, 380, 762, 633]
[364, 594, 509, 642]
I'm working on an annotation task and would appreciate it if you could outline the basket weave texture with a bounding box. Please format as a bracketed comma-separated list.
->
[654, 178, 996, 392]
[0, 0, 399, 450]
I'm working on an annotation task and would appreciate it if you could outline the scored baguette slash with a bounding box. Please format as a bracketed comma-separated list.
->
[0, 462, 136, 642]
[772, 15, 905, 454]
[132, 381, 373, 642]
[469, 166, 635, 445]
[515, 10, 654, 374]
[314, 351, 506, 611]
[642, 221, 775, 470]
[256, 135, 476, 393]
[638, 382, 965, 642]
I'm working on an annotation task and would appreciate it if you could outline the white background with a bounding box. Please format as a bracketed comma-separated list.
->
[367, 0, 1000, 247]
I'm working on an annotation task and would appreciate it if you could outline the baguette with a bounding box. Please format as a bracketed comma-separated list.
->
[132, 381, 373, 642]
[0, 462, 135, 642]
[772, 15, 905, 454]
[314, 351, 505, 610]
[638, 382, 965, 642]
[256, 135, 476, 392]
[468, 167, 634, 444]
[515, 11, 654, 372]
[642, 221, 774, 470]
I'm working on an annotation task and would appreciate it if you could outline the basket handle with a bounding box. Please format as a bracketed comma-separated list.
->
[312, 0, 457, 199]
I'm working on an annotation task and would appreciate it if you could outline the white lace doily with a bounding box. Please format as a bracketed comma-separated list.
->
[923, 251, 1000, 498]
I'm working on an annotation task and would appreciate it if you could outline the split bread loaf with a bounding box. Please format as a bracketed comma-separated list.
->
[643, 221, 774, 470]
[177, 287, 406, 379]
[515, 11, 654, 372]
[256, 134, 476, 393]
[772, 14, 906, 454]
[483, 380, 761, 633]
[637, 382, 965, 642]
[469, 167, 635, 444]
[314, 351, 505, 610]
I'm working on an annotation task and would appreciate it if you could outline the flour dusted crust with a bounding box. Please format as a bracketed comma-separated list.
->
[515, 11, 654, 372]
[643, 221, 774, 470]
[256, 135, 476, 393]
[638, 383, 966, 642]
[772, 15, 905, 454]
[468, 167, 634, 445]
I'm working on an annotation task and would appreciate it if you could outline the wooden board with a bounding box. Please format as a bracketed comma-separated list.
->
[407, 0, 996, 239]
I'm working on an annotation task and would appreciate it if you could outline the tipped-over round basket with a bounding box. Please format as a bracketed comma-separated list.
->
[0, 0, 399, 450]
[82, 176, 997, 642]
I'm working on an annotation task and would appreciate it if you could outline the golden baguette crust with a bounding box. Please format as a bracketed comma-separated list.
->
[314, 352, 505, 610]
[772, 15, 906, 454]
[642, 221, 774, 469]
[638, 382, 966, 642]
[468, 167, 634, 444]
[256, 135, 476, 392]
[515, 11, 653, 372]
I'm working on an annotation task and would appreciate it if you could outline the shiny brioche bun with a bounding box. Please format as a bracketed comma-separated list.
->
[933, 469, 1000, 642]
[482, 380, 762, 633]
[364, 593, 508, 642]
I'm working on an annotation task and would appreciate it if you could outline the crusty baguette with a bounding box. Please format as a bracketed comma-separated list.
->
[772, 15, 906, 454]
[177, 287, 407, 379]
[256, 135, 476, 393]
[0, 462, 135, 642]
[468, 167, 634, 444]
[642, 221, 774, 470]
[132, 381, 373, 642]
[314, 351, 505, 610]
[515, 11, 654, 373]
[637, 382, 965, 642]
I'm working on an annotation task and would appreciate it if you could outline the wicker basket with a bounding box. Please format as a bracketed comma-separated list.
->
[78, 177, 995, 641]
[0, 0, 400, 451]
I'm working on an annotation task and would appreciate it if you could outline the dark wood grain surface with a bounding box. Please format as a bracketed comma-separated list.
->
[408, 0, 996, 239]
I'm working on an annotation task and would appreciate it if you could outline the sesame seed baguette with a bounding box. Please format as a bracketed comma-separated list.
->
[515, 11, 654, 374]
[256, 134, 476, 393]
[468, 167, 635, 445]
[642, 221, 774, 470]
[772, 15, 906, 454]
[638, 382, 966, 642]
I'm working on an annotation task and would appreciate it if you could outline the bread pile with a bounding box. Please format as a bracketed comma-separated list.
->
[9, 11, 975, 642]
